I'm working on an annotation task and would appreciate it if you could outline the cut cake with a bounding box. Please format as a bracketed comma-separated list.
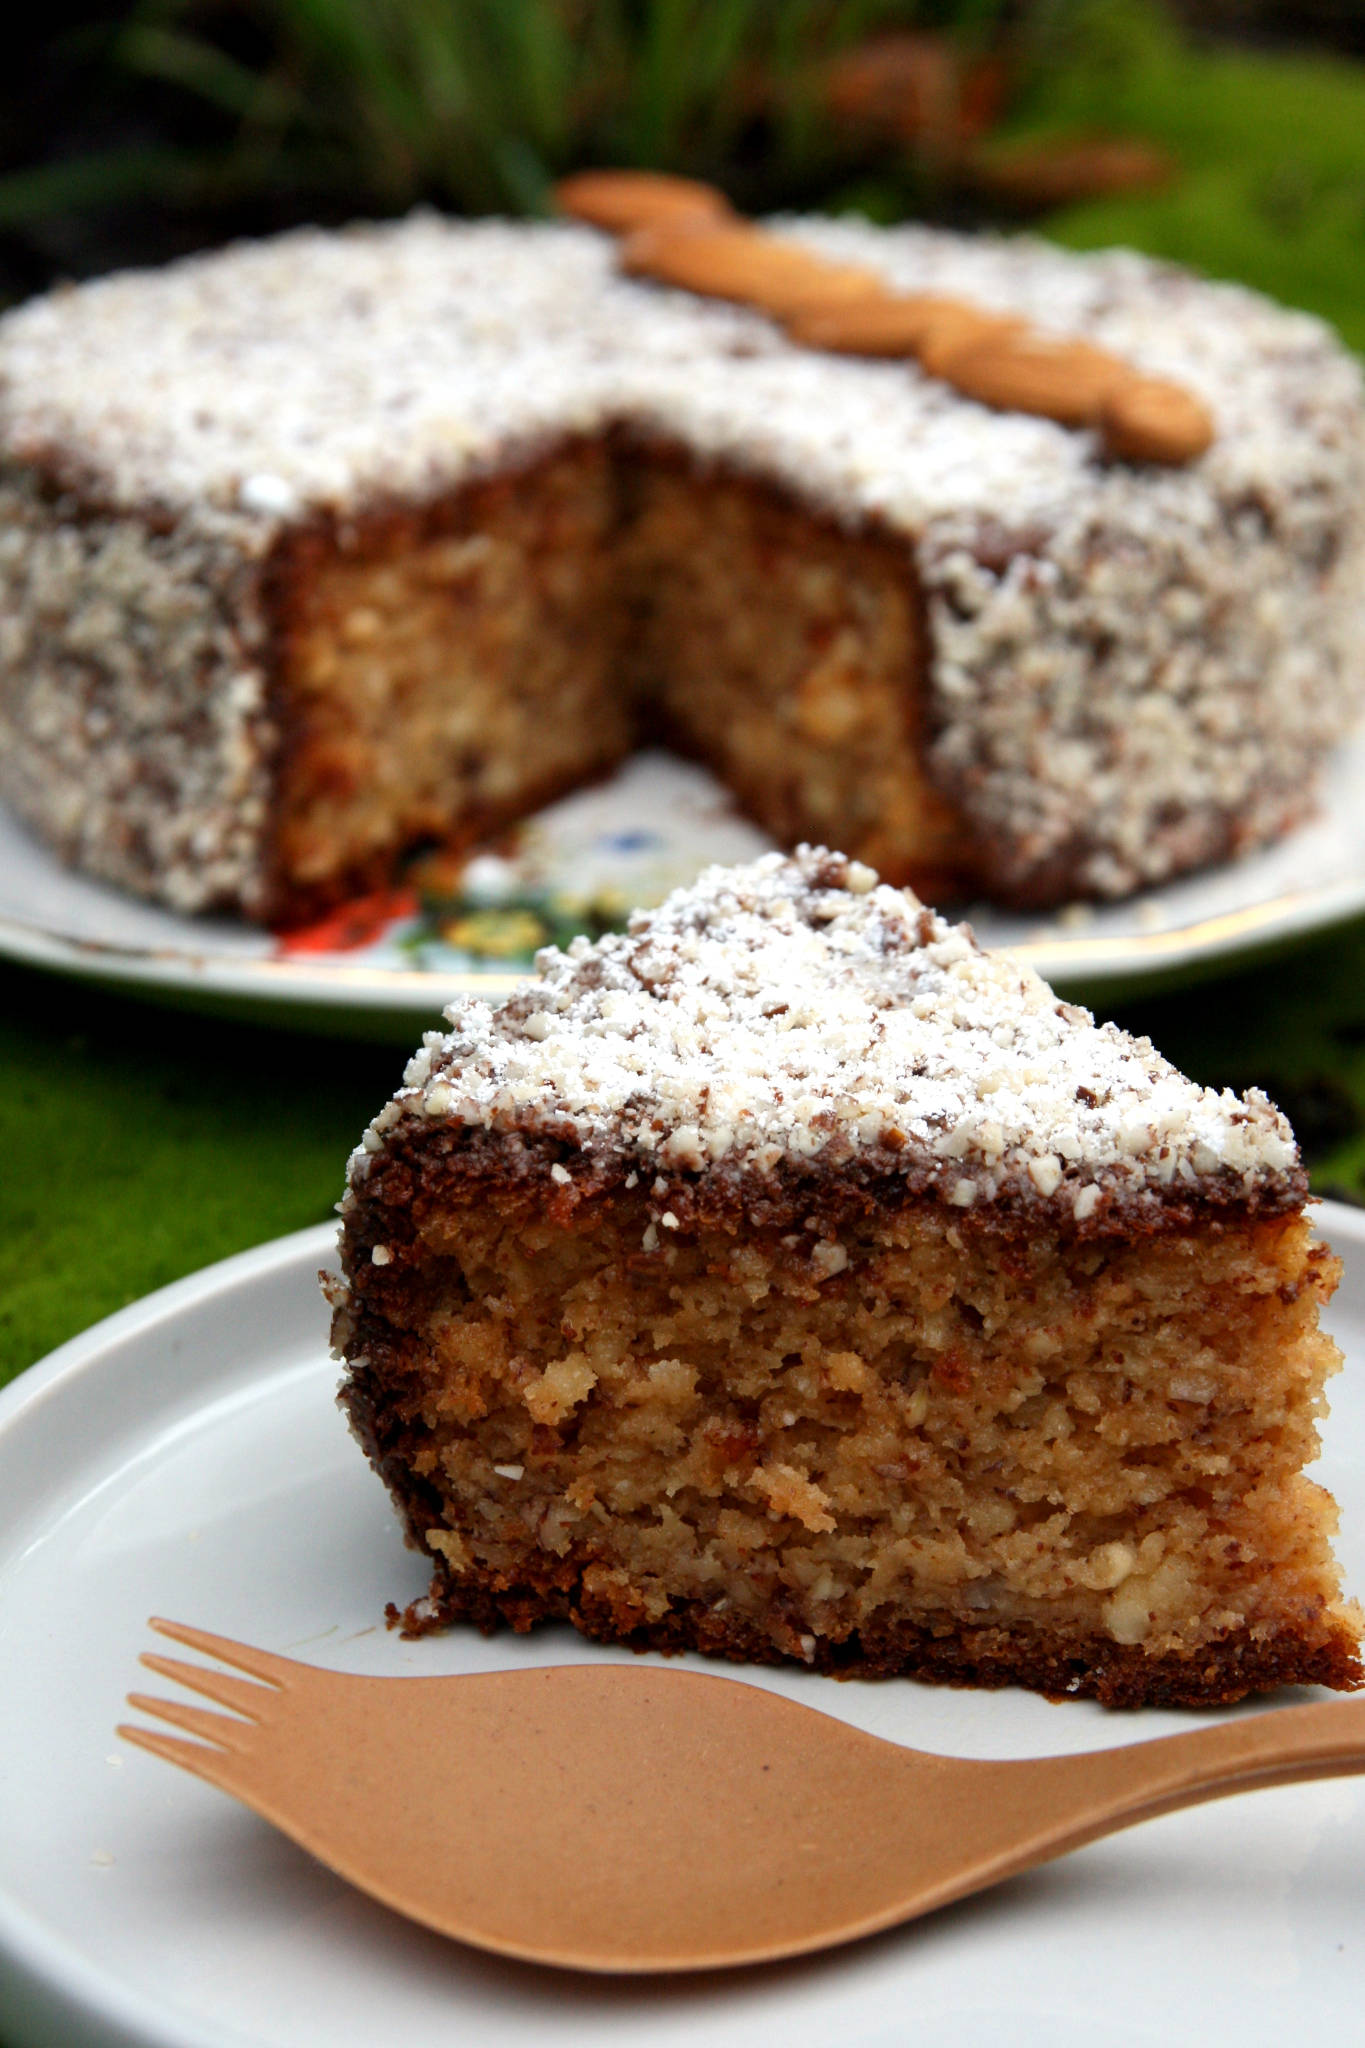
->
[1, 209, 1362, 921]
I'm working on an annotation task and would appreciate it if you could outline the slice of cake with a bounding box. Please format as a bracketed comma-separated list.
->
[329, 849, 1361, 1707]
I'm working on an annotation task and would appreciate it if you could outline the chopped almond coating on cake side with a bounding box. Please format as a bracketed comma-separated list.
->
[331, 850, 1361, 1706]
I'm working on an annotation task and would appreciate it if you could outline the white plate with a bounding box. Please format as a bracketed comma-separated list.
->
[4, 735, 1365, 1034]
[2, 1212, 1364, 2048]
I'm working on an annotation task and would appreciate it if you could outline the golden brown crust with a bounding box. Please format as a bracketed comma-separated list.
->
[348, 1105, 1312, 1254]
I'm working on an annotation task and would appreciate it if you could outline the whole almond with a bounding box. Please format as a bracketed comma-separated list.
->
[915, 305, 1026, 379]
[944, 334, 1131, 428]
[615, 205, 1214, 466]
[622, 224, 882, 320]
[1102, 376, 1215, 465]
[785, 292, 966, 357]
[554, 171, 732, 236]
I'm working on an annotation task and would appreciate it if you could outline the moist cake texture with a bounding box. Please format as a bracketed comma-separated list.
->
[1, 212, 1362, 917]
[330, 848, 1361, 1706]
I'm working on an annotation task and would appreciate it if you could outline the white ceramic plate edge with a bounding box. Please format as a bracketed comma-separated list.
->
[5, 724, 1365, 1020]
[6, 876, 1365, 1018]
[0, 1226, 341, 2048]
[0, 1227, 338, 1547]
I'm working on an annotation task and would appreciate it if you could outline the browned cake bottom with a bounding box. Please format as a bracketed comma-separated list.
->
[396, 1562, 1357, 1711]
[337, 1151, 1362, 1710]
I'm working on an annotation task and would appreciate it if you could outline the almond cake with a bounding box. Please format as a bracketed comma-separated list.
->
[328, 849, 1361, 1707]
[0, 203, 1362, 921]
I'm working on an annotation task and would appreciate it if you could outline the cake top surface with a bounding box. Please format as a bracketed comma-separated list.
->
[1, 211, 1357, 548]
[351, 850, 1299, 1226]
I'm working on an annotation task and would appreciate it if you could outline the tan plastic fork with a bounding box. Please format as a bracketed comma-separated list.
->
[120, 1618, 1365, 1975]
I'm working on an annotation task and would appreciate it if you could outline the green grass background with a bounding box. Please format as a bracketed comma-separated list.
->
[0, 966, 404, 1383]
[1037, 32, 1365, 353]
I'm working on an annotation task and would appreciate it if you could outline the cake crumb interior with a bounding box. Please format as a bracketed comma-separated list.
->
[265, 440, 973, 913]
[622, 454, 969, 893]
[343, 1191, 1357, 1704]
[269, 443, 630, 905]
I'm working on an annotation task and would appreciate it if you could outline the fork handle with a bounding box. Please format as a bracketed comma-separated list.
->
[997, 1695, 1365, 1866]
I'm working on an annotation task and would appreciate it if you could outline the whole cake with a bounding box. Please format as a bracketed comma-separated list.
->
[329, 848, 1361, 1708]
[0, 201, 1362, 921]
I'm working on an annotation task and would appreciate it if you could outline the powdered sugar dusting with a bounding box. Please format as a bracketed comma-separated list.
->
[351, 849, 1297, 1218]
[2, 212, 1356, 533]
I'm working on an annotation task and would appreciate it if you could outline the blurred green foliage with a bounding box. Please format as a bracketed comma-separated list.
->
[2, 2, 1364, 356]
[1022, 3, 1365, 352]
[30, 0, 1014, 221]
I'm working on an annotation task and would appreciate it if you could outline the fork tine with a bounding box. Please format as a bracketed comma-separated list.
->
[117, 1721, 245, 1794]
[147, 1617, 292, 1686]
[125, 1690, 256, 1751]
[138, 1652, 275, 1720]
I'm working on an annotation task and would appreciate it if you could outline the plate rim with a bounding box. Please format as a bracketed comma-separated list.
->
[0, 1221, 338, 1436]
[2, 1202, 1364, 2048]
[0, 1223, 339, 2048]
[5, 875, 1365, 1015]
[4, 721, 1365, 1015]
